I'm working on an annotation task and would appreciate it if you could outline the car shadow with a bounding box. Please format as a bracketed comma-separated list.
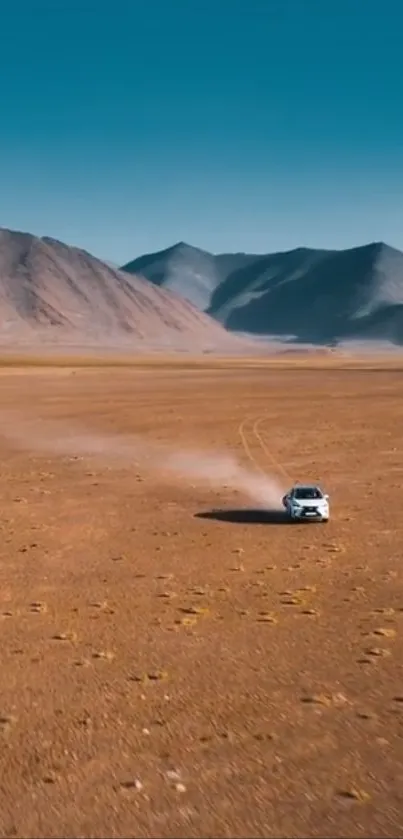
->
[194, 508, 292, 525]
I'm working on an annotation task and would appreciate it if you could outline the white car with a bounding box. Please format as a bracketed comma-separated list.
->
[282, 484, 330, 522]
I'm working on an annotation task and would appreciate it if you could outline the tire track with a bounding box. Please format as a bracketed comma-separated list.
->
[238, 413, 292, 487]
[253, 416, 292, 483]
[238, 415, 269, 479]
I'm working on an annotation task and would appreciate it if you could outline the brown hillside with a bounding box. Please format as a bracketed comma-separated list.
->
[0, 228, 238, 351]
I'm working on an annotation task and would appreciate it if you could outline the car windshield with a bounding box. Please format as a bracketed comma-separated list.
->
[294, 487, 323, 500]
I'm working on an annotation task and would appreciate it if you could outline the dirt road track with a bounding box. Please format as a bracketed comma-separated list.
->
[238, 413, 292, 484]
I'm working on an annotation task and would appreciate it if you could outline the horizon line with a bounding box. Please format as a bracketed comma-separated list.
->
[0, 225, 400, 267]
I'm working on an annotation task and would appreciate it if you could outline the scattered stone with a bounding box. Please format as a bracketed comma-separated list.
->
[301, 694, 332, 707]
[43, 773, 57, 785]
[281, 597, 305, 606]
[338, 787, 370, 802]
[332, 692, 349, 707]
[176, 616, 197, 626]
[356, 711, 376, 720]
[30, 601, 47, 613]
[180, 606, 209, 616]
[257, 612, 278, 624]
[301, 692, 348, 708]
[366, 647, 391, 658]
[175, 783, 187, 793]
[92, 650, 114, 661]
[0, 715, 17, 735]
[147, 670, 168, 681]
[373, 627, 396, 638]
[166, 769, 182, 781]
[120, 779, 143, 791]
[52, 631, 77, 642]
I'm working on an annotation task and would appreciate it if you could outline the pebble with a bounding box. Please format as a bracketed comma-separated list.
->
[175, 783, 187, 793]
[166, 769, 181, 781]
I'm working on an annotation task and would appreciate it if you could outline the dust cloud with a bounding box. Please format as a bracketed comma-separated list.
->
[164, 449, 283, 507]
[0, 410, 284, 509]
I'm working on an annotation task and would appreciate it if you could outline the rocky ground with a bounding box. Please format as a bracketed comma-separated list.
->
[1, 356, 403, 838]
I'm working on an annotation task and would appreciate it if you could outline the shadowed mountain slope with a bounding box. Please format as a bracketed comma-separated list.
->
[121, 241, 403, 345]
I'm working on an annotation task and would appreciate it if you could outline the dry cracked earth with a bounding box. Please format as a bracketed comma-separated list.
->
[1, 355, 403, 838]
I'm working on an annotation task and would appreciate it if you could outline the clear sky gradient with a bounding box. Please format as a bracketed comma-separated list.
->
[1, 0, 402, 263]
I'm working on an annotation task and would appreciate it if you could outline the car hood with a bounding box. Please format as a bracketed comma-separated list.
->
[292, 498, 328, 507]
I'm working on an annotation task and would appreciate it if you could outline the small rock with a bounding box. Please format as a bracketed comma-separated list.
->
[92, 650, 114, 661]
[175, 783, 186, 793]
[166, 769, 181, 781]
[338, 787, 370, 802]
[373, 627, 396, 638]
[0, 715, 17, 734]
[120, 779, 143, 791]
[52, 631, 77, 642]
[366, 647, 391, 658]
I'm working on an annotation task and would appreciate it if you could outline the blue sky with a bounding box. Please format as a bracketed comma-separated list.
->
[1, 0, 402, 263]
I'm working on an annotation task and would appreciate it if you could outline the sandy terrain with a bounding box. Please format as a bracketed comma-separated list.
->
[1, 356, 403, 838]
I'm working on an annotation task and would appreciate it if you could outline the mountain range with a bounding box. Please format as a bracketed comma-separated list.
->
[0, 228, 240, 352]
[121, 241, 403, 345]
[1, 226, 403, 350]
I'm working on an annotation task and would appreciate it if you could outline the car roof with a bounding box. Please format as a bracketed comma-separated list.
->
[293, 484, 322, 490]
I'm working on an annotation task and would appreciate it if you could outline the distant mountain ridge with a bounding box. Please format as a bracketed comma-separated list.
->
[0, 228, 240, 351]
[121, 241, 403, 345]
[2, 226, 403, 350]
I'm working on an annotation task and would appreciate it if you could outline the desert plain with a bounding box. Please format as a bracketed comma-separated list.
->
[1, 354, 403, 838]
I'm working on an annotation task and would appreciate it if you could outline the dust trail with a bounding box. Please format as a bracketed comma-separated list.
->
[0, 410, 284, 509]
[163, 449, 284, 508]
